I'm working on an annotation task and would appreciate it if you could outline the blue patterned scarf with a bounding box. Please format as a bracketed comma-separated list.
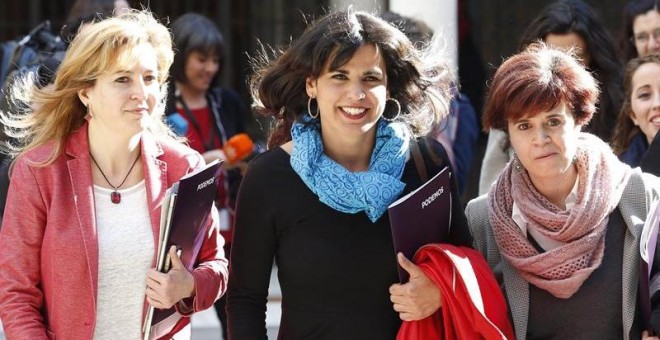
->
[290, 116, 410, 222]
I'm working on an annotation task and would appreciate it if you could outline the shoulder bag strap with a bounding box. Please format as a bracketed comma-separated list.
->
[410, 139, 428, 183]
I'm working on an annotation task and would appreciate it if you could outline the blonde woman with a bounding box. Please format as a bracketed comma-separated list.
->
[0, 10, 227, 339]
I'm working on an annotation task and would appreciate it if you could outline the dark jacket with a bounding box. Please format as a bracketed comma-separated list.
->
[620, 133, 648, 168]
[640, 132, 660, 176]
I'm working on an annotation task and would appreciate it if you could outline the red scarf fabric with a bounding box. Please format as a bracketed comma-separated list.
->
[397, 244, 514, 340]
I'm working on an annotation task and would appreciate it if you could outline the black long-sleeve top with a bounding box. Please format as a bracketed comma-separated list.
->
[226, 138, 472, 340]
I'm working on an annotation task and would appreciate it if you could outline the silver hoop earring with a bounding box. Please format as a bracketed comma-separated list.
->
[383, 98, 401, 122]
[307, 97, 319, 119]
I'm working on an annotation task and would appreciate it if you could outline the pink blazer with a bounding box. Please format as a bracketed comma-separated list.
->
[0, 124, 228, 339]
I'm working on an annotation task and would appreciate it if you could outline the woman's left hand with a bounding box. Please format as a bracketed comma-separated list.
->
[145, 246, 196, 309]
[202, 149, 226, 165]
[389, 253, 442, 321]
[202, 149, 249, 175]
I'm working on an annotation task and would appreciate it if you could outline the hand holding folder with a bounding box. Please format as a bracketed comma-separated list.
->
[143, 159, 223, 340]
[145, 246, 194, 309]
[388, 252, 443, 320]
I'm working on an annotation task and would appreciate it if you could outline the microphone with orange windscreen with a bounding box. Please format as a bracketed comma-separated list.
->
[223, 133, 254, 164]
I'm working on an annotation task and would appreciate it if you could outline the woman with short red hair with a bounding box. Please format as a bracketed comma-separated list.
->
[467, 42, 660, 340]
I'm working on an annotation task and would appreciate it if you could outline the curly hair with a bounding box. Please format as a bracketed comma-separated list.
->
[249, 9, 454, 149]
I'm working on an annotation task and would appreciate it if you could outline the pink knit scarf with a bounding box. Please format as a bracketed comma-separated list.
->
[488, 133, 632, 299]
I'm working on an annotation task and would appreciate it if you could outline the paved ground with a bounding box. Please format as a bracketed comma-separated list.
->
[189, 299, 280, 340]
[0, 266, 282, 340]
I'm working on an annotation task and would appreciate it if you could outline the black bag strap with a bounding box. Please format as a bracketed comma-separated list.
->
[410, 139, 428, 183]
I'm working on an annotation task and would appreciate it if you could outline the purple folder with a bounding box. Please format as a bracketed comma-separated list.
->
[388, 166, 452, 282]
[144, 159, 223, 338]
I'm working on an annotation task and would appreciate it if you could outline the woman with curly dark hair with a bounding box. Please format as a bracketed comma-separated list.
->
[226, 8, 474, 339]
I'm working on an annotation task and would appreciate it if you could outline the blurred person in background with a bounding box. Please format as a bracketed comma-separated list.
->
[612, 54, 660, 169]
[165, 13, 249, 340]
[621, 0, 660, 61]
[381, 11, 480, 198]
[61, 0, 131, 42]
[479, 0, 624, 194]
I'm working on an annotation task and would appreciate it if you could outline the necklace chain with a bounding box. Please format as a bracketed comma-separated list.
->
[90, 152, 141, 191]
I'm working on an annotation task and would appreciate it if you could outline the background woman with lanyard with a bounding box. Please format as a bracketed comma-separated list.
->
[166, 13, 249, 339]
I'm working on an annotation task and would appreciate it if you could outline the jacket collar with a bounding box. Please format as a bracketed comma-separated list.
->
[138, 129, 169, 250]
[64, 124, 99, 301]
